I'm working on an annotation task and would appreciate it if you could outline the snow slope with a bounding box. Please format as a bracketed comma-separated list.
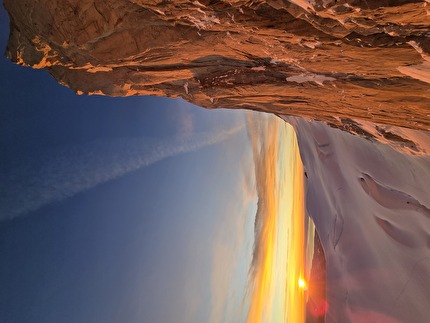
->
[284, 116, 430, 323]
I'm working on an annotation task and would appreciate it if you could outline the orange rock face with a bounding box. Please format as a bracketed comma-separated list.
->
[4, 0, 430, 130]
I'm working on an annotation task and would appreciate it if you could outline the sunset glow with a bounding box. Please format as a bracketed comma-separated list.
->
[298, 277, 307, 290]
[246, 115, 307, 323]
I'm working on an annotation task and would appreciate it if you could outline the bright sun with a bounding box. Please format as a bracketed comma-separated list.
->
[298, 277, 307, 290]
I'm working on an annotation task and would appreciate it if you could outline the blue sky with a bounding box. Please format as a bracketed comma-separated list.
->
[0, 6, 258, 322]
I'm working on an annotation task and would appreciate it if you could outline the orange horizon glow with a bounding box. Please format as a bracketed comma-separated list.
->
[245, 115, 307, 323]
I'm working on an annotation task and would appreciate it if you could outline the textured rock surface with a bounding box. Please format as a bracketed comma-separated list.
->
[4, 0, 430, 131]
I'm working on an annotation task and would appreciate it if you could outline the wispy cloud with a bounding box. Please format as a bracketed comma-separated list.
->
[0, 124, 243, 221]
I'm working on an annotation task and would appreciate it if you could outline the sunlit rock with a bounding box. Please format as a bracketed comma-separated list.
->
[4, 0, 430, 131]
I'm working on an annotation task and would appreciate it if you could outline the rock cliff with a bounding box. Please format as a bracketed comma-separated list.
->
[4, 0, 430, 131]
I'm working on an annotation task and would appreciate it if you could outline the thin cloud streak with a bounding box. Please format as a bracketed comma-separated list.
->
[0, 124, 243, 221]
